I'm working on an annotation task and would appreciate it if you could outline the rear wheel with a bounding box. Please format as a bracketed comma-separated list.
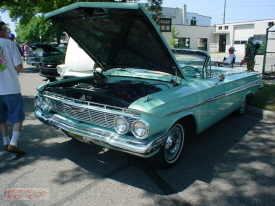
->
[233, 97, 247, 116]
[149, 122, 185, 169]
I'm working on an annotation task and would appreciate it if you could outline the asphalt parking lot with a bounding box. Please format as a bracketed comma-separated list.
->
[0, 61, 274, 206]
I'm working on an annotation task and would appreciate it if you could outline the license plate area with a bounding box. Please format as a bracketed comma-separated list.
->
[68, 132, 87, 142]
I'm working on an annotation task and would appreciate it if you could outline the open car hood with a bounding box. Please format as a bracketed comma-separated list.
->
[45, 2, 183, 78]
[29, 43, 63, 53]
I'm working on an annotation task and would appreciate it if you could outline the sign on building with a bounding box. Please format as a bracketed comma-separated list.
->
[156, 18, 172, 32]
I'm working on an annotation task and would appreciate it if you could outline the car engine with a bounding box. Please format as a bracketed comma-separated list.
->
[45, 79, 162, 108]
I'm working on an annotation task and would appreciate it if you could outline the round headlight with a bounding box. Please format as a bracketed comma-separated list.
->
[131, 120, 149, 139]
[41, 98, 52, 112]
[114, 116, 129, 134]
[34, 95, 42, 108]
[57, 66, 62, 74]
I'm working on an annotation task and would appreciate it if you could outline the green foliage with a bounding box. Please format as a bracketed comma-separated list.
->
[15, 17, 63, 44]
[146, 0, 163, 21]
[169, 25, 179, 46]
[247, 82, 275, 112]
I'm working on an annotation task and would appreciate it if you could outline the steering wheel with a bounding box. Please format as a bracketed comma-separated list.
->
[182, 66, 202, 78]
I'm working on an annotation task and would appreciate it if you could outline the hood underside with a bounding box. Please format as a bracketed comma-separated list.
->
[45, 2, 182, 77]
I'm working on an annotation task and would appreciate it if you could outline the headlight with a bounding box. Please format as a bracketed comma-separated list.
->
[57, 66, 62, 74]
[114, 116, 129, 134]
[131, 120, 149, 139]
[34, 95, 42, 108]
[41, 98, 53, 112]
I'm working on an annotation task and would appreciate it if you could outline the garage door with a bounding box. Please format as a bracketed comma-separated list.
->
[234, 24, 254, 52]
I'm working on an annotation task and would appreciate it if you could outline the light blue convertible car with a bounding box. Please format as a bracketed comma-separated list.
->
[34, 3, 262, 168]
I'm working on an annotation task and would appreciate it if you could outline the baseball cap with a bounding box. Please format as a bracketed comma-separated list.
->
[248, 36, 254, 42]
[228, 46, 236, 51]
[8, 33, 15, 39]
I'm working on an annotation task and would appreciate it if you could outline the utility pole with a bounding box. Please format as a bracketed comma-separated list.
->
[223, 0, 226, 24]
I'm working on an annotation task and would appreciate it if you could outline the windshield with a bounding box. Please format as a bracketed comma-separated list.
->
[172, 49, 208, 79]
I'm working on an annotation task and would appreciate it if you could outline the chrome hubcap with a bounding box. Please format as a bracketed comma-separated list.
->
[240, 99, 246, 113]
[164, 124, 184, 163]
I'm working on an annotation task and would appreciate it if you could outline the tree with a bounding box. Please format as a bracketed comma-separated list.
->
[169, 25, 179, 47]
[146, 0, 163, 21]
[15, 17, 61, 44]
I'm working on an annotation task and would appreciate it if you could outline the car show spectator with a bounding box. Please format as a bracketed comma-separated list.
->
[0, 20, 25, 154]
[7, 32, 24, 57]
[214, 46, 236, 68]
[243, 37, 259, 71]
[23, 42, 30, 60]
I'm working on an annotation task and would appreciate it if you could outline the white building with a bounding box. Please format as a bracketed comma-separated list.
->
[158, 4, 211, 26]
[213, 20, 274, 53]
[139, 3, 274, 53]
[158, 5, 274, 53]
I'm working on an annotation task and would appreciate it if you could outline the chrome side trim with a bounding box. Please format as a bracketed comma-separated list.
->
[166, 79, 261, 116]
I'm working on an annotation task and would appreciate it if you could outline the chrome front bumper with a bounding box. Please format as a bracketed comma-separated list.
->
[34, 110, 168, 158]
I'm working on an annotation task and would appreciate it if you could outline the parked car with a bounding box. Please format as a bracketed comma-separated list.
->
[39, 54, 66, 81]
[26, 43, 65, 68]
[56, 38, 95, 80]
[34, 3, 262, 168]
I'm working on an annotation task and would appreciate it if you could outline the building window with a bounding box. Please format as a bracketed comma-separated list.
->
[218, 26, 222, 30]
[175, 38, 190, 48]
[198, 38, 207, 51]
[191, 20, 196, 26]
[225, 26, 228, 30]
[234, 40, 247, 44]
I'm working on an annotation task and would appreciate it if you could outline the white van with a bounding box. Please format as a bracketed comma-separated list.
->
[57, 37, 95, 79]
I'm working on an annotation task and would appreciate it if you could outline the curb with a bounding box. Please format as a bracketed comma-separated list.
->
[246, 106, 275, 122]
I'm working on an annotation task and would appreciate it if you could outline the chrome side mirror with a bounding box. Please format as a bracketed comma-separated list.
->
[215, 74, 225, 85]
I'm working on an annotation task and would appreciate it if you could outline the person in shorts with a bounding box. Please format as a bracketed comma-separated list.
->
[0, 20, 25, 154]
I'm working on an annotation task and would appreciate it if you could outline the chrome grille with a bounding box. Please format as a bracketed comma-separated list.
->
[45, 94, 139, 129]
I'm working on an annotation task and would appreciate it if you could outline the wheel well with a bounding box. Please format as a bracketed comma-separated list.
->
[246, 92, 254, 103]
[247, 92, 253, 99]
[177, 115, 197, 139]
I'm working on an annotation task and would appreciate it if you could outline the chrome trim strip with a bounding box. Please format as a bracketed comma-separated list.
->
[34, 110, 168, 158]
[166, 79, 261, 116]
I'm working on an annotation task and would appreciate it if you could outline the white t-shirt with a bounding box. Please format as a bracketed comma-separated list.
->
[223, 53, 236, 68]
[0, 38, 23, 95]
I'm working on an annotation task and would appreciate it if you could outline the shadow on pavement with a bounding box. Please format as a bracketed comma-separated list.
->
[23, 65, 39, 74]
[1, 96, 273, 205]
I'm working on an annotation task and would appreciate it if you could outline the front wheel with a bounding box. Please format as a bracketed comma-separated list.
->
[149, 122, 185, 169]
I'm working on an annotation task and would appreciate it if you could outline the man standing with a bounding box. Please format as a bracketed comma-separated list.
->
[0, 21, 25, 154]
[244, 37, 257, 71]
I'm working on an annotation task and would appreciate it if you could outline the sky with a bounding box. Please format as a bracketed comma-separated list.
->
[1, 0, 275, 36]
[0, 11, 16, 34]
